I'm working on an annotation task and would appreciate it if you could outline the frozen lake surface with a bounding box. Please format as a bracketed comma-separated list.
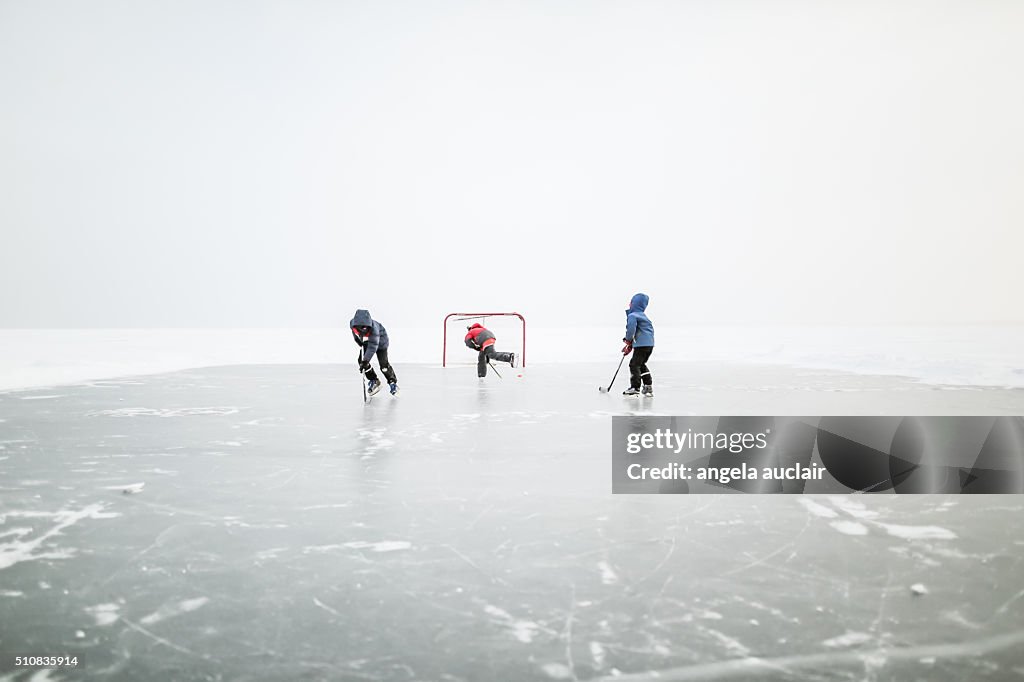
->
[1, 362, 1023, 681]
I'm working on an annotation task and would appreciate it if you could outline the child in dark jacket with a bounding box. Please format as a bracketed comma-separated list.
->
[464, 323, 517, 378]
[350, 309, 398, 396]
[622, 293, 655, 397]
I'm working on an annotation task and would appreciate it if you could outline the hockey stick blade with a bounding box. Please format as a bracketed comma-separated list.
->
[600, 354, 628, 393]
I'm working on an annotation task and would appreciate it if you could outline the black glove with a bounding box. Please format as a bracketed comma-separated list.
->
[357, 355, 371, 372]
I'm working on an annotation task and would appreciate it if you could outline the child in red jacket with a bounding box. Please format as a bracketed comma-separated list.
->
[464, 324, 517, 378]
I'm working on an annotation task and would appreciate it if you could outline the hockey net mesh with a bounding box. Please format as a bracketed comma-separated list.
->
[442, 312, 526, 367]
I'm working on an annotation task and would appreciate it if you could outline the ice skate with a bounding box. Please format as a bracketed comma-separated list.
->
[389, 382, 399, 396]
[623, 387, 641, 397]
[642, 385, 654, 397]
[367, 379, 382, 396]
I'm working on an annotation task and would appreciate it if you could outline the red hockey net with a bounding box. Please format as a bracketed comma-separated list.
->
[442, 312, 526, 367]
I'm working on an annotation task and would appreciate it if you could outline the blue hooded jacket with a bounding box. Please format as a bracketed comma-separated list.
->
[350, 309, 390, 361]
[624, 293, 654, 347]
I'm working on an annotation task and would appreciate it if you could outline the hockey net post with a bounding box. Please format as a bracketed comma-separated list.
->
[443, 312, 526, 367]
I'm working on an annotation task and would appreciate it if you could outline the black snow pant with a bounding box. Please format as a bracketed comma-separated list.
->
[478, 346, 513, 378]
[629, 346, 654, 389]
[363, 348, 397, 384]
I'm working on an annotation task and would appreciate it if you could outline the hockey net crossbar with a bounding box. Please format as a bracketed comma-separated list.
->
[442, 312, 526, 367]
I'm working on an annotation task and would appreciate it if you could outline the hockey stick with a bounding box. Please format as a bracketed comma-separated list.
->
[488, 360, 503, 378]
[359, 353, 369, 403]
[598, 354, 627, 393]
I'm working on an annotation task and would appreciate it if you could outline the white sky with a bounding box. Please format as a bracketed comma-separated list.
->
[1, 0, 1022, 329]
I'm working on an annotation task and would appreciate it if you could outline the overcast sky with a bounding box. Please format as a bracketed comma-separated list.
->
[2, 0, 1022, 329]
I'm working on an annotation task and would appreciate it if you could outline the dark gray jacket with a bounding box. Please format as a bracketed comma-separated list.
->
[350, 309, 390, 361]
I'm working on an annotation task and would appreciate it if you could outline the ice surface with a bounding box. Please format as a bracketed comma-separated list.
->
[0, 362, 1023, 680]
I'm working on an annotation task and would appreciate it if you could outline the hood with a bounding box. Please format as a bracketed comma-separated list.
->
[352, 309, 373, 326]
[467, 323, 484, 330]
[627, 293, 649, 313]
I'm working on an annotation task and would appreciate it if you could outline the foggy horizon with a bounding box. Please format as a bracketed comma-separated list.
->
[3, 0, 1022, 329]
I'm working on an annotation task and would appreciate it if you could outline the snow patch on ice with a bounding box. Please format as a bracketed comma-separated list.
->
[343, 540, 412, 552]
[102, 482, 145, 494]
[302, 544, 344, 554]
[823, 631, 873, 648]
[540, 662, 573, 679]
[483, 604, 542, 643]
[922, 545, 973, 560]
[734, 598, 801, 624]
[85, 602, 121, 626]
[797, 498, 838, 519]
[0, 504, 120, 571]
[356, 429, 395, 455]
[829, 497, 879, 519]
[590, 641, 607, 668]
[888, 546, 941, 567]
[484, 604, 513, 620]
[829, 521, 869, 536]
[312, 596, 341, 616]
[510, 621, 539, 643]
[140, 597, 210, 625]
[876, 523, 957, 540]
[698, 626, 751, 656]
[0, 528, 33, 541]
[597, 561, 618, 585]
[17, 669, 63, 681]
[88, 406, 242, 418]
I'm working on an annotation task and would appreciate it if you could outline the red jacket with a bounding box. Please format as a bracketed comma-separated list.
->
[464, 324, 496, 351]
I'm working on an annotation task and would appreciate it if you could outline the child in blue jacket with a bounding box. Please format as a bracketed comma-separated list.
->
[622, 293, 655, 397]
